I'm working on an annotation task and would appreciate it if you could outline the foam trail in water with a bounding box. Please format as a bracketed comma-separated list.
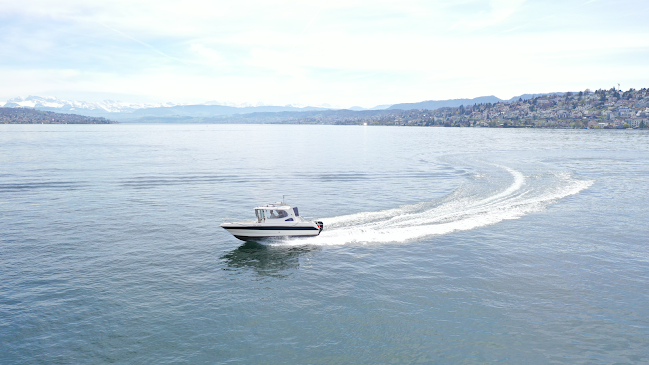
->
[273, 164, 593, 247]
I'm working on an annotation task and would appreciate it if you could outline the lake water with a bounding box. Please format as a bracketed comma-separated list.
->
[1, 124, 648, 364]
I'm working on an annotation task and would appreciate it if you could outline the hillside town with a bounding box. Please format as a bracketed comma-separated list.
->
[288, 87, 649, 128]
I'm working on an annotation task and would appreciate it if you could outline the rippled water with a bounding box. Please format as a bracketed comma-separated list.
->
[1, 124, 648, 363]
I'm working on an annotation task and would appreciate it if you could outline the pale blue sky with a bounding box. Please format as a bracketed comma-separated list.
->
[1, 0, 647, 107]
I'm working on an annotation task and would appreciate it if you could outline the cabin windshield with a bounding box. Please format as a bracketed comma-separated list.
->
[267, 209, 288, 219]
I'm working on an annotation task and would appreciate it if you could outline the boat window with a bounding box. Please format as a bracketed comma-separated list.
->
[293, 207, 299, 217]
[268, 210, 288, 219]
[255, 209, 265, 222]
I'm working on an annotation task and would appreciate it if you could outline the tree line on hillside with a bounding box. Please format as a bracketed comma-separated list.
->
[0, 107, 115, 124]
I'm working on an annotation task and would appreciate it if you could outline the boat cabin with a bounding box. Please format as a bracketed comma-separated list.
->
[254, 205, 300, 223]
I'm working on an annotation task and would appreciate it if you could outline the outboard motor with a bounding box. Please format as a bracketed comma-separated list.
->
[316, 221, 324, 233]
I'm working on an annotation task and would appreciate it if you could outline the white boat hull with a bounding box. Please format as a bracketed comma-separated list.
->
[221, 222, 322, 241]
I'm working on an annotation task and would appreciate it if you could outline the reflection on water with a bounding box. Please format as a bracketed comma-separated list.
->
[221, 240, 319, 277]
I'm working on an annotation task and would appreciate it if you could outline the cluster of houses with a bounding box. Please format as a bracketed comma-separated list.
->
[343, 88, 649, 128]
[520, 88, 649, 129]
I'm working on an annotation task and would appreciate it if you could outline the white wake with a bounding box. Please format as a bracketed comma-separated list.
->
[273, 164, 593, 246]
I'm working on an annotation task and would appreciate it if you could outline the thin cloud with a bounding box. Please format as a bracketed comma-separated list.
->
[92, 19, 186, 64]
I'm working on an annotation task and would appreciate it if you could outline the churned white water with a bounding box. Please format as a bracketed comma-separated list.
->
[278, 163, 593, 246]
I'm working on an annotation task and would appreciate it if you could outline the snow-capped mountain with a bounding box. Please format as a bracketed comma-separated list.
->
[3, 95, 182, 113]
[1, 95, 337, 120]
[3, 96, 346, 112]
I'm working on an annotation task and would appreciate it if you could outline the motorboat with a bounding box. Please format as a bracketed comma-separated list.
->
[221, 202, 324, 241]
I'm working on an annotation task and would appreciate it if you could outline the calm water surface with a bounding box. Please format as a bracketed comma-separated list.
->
[1, 124, 648, 364]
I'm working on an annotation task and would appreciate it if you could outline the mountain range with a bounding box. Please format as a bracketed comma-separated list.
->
[2, 93, 564, 121]
[1, 96, 335, 120]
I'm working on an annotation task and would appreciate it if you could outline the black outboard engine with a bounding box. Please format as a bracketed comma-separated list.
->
[316, 221, 324, 234]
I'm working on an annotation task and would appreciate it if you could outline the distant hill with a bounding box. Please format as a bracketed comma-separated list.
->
[348, 104, 392, 111]
[388, 96, 503, 110]
[125, 104, 329, 118]
[388, 93, 567, 111]
[0, 107, 115, 124]
[30, 103, 331, 121]
[504, 92, 565, 102]
[126, 108, 396, 124]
